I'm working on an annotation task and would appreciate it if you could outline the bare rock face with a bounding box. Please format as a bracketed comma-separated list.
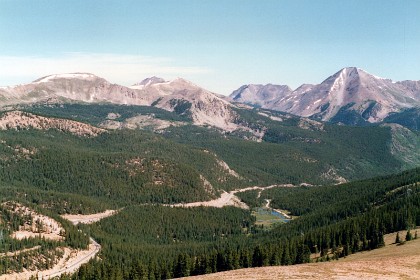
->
[273, 67, 419, 123]
[231, 68, 420, 125]
[0, 111, 105, 137]
[396, 80, 420, 100]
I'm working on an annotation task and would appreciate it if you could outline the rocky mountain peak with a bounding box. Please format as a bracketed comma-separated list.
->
[131, 76, 166, 89]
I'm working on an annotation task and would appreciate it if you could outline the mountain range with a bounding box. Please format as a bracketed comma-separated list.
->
[0, 73, 240, 131]
[1, 67, 419, 130]
[230, 67, 420, 126]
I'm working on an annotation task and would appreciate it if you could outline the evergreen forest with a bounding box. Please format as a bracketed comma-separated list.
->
[0, 104, 418, 279]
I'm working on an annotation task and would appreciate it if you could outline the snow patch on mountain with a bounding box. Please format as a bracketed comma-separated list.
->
[130, 76, 166, 89]
[33, 73, 97, 84]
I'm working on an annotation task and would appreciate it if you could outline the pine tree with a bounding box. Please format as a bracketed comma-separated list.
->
[174, 253, 190, 277]
[395, 232, 400, 244]
[296, 243, 311, 264]
[406, 230, 413, 241]
[252, 245, 263, 267]
[239, 249, 251, 268]
[281, 245, 291, 265]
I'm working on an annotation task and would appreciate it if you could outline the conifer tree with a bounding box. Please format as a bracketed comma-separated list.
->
[252, 245, 263, 267]
[281, 245, 291, 265]
[395, 232, 400, 244]
[406, 230, 413, 241]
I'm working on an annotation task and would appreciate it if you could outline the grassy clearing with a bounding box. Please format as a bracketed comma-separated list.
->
[252, 208, 285, 229]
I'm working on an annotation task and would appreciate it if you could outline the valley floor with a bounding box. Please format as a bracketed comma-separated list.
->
[181, 231, 420, 280]
[170, 184, 294, 209]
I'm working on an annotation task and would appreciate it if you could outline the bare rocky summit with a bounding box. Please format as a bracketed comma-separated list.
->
[137, 77, 239, 131]
[231, 67, 420, 125]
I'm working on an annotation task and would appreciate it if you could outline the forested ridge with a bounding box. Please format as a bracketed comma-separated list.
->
[21, 104, 419, 184]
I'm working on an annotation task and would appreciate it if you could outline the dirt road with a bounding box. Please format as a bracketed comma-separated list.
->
[0, 208, 116, 280]
[62, 209, 117, 225]
[171, 184, 294, 209]
[40, 238, 101, 279]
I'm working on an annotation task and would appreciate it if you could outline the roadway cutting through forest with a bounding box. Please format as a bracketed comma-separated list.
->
[170, 184, 295, 209]
[0, 208, 116, 280]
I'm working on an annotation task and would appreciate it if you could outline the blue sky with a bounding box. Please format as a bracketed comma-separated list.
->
[0, 0, 419, 94]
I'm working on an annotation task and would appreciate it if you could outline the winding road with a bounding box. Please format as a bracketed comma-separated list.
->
[0, 209, 115, 280]
[40, 238, 101, 279]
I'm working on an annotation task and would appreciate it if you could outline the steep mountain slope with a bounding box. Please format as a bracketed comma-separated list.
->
[1, 72, 419, 280]
[134, 77, 239, 131]
[231, 67, 420, 125]
[396, 80, 420, 99]
[230, 84, 292, 107]
[273, 68, 420, 124]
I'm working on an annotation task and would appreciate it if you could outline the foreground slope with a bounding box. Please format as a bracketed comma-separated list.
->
[182, 232, 420, 280]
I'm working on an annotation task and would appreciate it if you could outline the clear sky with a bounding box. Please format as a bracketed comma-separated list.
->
[0, 0, 419, 95]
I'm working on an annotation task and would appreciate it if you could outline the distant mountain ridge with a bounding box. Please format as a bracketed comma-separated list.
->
[0, 73, 238, 131]
[231, 67, 420, 125]
[230, 84, 292, 107]
[1, 68, 419, 130]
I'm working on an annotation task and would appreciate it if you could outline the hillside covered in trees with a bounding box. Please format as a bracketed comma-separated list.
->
[61, 168, 420, 279]
[0, 104, 419, 279]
